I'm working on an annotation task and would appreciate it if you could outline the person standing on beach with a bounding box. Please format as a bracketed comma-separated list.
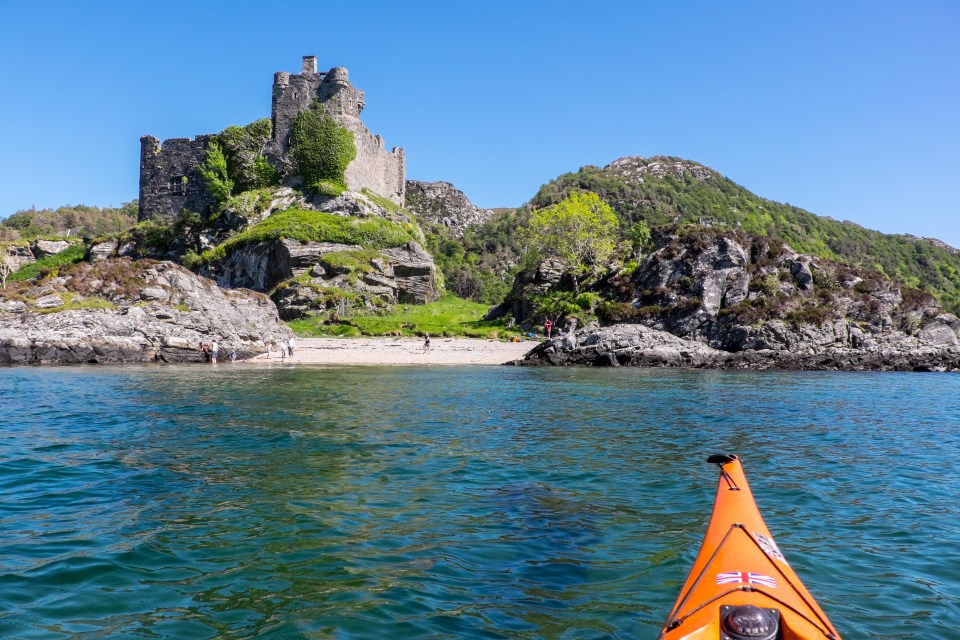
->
[211, 340, 219, 364]
[423, 333, 431, 353]
[544, 318, 553, 339]
[288, 337, 295, 357]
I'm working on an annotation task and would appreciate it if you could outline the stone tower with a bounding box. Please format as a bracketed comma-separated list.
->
[264, 56, 406, 205]
[139, 56, 405, 223]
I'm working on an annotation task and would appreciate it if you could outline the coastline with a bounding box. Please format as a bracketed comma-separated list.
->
[250, 337, 535, 366]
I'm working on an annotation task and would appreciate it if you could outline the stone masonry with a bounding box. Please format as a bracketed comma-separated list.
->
[139, 135, 219, 223]
[139, 56, 405, 223]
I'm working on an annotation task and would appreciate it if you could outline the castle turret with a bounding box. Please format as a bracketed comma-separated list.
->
[264, 56, 404, 204]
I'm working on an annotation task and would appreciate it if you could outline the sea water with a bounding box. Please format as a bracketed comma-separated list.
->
[1, 365, 958, 639]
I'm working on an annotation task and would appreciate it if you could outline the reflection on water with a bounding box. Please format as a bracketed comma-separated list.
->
[1, 366, 958, 639]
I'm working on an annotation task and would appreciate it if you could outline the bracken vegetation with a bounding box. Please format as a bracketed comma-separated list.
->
[420, 209, 527, 305]
[288, 292, 520, 339]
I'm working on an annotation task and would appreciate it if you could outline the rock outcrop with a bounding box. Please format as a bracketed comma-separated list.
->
[405, 180, 493, 237]
[519, 321, 960, 371]
[0, 259, 290, 365]
[199, 190, 438, 319]
[2, 239, 84, 272]
[516, 228, 960, 371]
[209, 238, 437, 319]
[486, 257, 567, 322]
[603, 156, 718, 184]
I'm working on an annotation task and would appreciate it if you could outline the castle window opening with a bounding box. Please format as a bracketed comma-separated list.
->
[170, 176, 187, 195]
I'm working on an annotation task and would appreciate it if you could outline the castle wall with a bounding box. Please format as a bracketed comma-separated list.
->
[265, 61, 405, 205]
[343, 123, 405, 204]
[138, 57, 405, 222]
[138, 135, 218, 223]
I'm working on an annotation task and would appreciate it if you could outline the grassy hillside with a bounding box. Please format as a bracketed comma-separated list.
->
[288, 292, 519, 338]
[529, 157, 960, 312]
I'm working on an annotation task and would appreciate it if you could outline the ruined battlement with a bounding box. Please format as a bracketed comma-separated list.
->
[139, 56, 405, 223]
[138, 135, 218, 223]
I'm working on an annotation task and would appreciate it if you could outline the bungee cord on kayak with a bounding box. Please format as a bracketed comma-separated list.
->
[658, 455, 842, 640]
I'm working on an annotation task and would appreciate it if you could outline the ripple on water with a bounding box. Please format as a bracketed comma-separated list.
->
[0, 366, 958, 639]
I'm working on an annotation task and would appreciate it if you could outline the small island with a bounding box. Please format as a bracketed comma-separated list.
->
[2, 56, 960, 370]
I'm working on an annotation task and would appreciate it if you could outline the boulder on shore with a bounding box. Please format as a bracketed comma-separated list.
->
[0, 259, 290, 365]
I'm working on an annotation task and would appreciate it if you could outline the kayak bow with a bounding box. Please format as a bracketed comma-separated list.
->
[659, 454, 841, 640]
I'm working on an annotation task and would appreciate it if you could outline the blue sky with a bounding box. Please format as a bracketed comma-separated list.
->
[1, 1, 958, 246]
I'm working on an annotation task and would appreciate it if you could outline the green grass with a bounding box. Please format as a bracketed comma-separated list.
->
[33, 291, 117, 314]
[287, 292, 520, 339]
[9, 244, 88, 282]
[198, 208, 417, 265]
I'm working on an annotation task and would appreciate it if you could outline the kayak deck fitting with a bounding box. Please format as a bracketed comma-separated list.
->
[658, 454, 841, 640]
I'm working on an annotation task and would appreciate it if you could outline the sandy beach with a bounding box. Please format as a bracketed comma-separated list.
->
[252, 337, 536, 366]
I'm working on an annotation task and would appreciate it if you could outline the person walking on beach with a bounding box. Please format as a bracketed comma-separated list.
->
[288, 337, 295, 357]
[423, 332, 431, 353]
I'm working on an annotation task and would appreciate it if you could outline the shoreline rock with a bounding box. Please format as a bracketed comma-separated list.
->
[0, 260, 291, 366]
[515, 322, 960, 371]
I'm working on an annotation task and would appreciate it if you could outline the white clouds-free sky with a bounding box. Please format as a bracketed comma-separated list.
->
[1, 0, 957, 246]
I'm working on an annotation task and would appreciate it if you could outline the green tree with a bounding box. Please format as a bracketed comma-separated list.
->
[522, 191, 619, 294]
[628, 220, 651, 256]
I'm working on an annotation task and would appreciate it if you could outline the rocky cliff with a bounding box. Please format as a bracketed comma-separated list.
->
[516, 228, 960, 370]
[197, 190, 438, 319]
[0, 259, 290, 365]
[405, 180, 493, 238]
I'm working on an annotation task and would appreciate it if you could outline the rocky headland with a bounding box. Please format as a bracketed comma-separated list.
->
[513, 227, 960, 371]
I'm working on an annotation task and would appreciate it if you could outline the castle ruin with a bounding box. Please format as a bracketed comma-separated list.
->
[139, 56, 405, 223]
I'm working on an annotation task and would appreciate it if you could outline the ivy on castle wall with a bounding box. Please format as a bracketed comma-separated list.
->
[289, 103, 357, 197]
[198, 111, 355, 205]
[199, 140, 233, 204]
[218, 119, 278, 193]
[200, 119, 279, 206]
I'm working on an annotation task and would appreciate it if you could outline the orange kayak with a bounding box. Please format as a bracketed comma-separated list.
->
[659, 455, 841, 640]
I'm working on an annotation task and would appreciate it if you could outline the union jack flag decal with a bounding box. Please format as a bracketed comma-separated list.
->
[716, 571, 777, 588]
